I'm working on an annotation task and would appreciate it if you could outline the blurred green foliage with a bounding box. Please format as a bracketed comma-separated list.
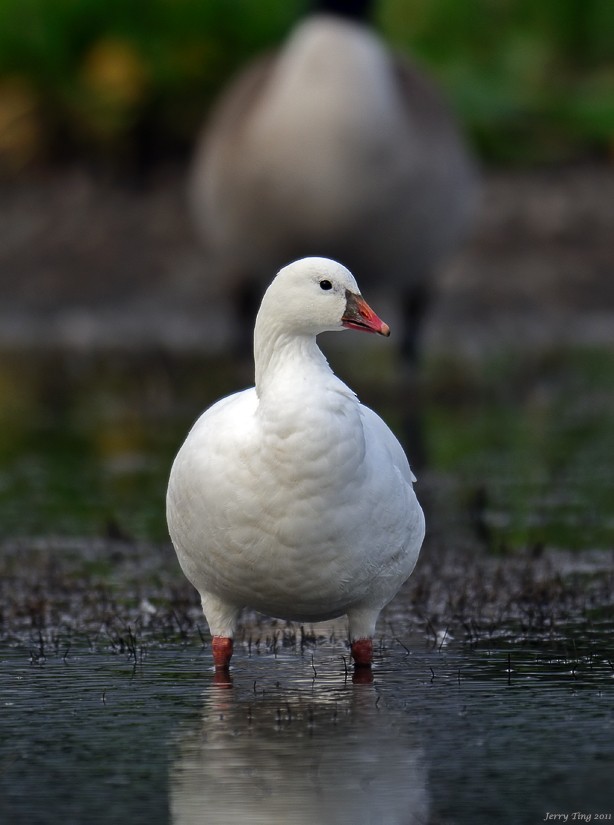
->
[0, 0, 612, 171]
[423, 347, 614, 552]
[384, 0, 614, 163]
[0, 346, 612, 551]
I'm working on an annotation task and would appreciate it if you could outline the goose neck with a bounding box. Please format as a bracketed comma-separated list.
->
[254, 322, 332, 397]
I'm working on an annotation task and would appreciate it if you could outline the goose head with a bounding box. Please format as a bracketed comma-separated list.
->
[257, 256, 390, 339]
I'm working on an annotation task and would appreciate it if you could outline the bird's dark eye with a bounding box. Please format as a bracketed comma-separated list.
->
[319, 280, 332, 291]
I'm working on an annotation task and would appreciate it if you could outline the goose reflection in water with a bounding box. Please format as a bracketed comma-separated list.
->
[169, 674, 428, 825]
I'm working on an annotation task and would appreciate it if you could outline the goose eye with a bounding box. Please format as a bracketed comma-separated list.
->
[319, 280, 332, 291]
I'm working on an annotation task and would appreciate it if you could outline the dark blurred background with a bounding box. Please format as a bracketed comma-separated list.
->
[0, 0, 612, 173]
[0, 0, 613, 353]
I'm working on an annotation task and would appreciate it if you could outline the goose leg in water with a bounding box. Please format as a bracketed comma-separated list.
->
[212, 636, 234, 670]
[351, 638, 373, 667]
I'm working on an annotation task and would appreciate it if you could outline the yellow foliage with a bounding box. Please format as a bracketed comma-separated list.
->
[81, 38, 149, 108]
[0, 76, 43, 173]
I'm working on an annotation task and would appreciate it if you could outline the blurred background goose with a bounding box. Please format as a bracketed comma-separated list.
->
[189, 0, 477, 363]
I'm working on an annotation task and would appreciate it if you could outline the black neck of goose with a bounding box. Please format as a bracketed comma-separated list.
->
[309, 0, 374, 23]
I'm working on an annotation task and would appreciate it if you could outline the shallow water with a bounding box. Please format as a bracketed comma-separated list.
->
[1, 636, 613, 825]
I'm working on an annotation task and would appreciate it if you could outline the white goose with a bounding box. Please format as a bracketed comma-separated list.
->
[166, 257, 425, 671]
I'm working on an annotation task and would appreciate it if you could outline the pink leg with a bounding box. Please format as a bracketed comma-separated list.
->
[212, 636, 233, 670]
[351, 638, 373, 668]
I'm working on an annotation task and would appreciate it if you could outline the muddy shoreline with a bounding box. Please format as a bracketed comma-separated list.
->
[2, 534, 612, 656]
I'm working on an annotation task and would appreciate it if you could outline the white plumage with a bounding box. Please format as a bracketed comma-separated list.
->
[166, 257, 425, 669]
